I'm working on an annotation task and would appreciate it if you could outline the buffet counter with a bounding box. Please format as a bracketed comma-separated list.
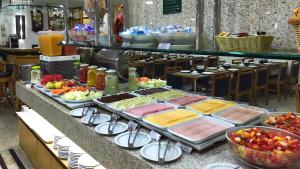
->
[16, 82, 251, 169]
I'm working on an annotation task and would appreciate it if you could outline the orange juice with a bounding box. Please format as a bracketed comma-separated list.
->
[38, 31, 64, 56]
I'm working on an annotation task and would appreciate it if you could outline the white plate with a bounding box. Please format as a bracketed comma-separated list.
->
[140, 142, 182, 163]
[180, 70, 191, 73]
[203, 162, 241, 169]
[248, 65, 257, 68]
[80, 114, 111, 125]
[69, 108, 97, 117]
[78, 154, 99, 167]
[114, 131, 152, 148]
[227, 69, 238, 71]
[95, 122, 128, 135]
[191, 72, 200, 76]
[202, 72, 214, 75]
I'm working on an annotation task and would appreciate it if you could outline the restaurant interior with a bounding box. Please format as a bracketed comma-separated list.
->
[0, 0, 300, 169]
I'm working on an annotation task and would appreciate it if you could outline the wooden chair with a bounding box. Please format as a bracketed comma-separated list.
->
[0, 62, 16, 108]
[164, 66, 182, 89]
[175, 58, 189, 70]
[153, 60, 167, 79]
[210, 71, 232, 99]
[191, 57, 204, 69]
[207, 56, 219, 67]
[232, 58, 244, 64]
[286, 61, 300, 96]
[231, 68, 254, 104]
[296, 83, 300, 112]
[253, 65, 269, 105]
[268, 62, 288, 101]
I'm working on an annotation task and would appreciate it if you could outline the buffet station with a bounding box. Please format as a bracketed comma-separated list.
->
[16, 66, 300, 169]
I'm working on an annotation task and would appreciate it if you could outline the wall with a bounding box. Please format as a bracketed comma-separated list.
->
[127, 0, 299, 50]
[0, 5, 48, 48]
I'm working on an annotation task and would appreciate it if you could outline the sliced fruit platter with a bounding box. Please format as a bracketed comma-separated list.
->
[226, 126, 300, 169]
[260, 112, 300, 136]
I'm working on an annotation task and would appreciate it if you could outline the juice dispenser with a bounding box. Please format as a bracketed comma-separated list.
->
[38, 31, 65, 56]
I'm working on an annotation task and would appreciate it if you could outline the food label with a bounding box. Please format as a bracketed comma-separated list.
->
[122, 41, 130, 48]
[158, 43, 171, 50]
[128, 121, 139, 129]
[175, 142, 193, 154]
[150, 130, 161, 141]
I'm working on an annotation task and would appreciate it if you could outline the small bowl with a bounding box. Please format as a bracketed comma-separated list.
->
[226, 126, 300, 169]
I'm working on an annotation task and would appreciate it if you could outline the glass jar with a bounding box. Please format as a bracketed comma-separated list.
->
[31, 66, 41, 84]
[79, 64, 89, 83]
[87, 65, 98, 87]
[73, 61, 81, 81]
[128, 67, 138, 91]
[95, 67, 107, 90]
[105, 69, 120, 95]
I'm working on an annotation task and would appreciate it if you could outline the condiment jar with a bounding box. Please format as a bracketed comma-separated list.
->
[79, 64, 89, 83]
[105, 69, 119, 95]
[31, 66, 41, 84]
[95, 67, 107, 90]
[73, 61, 81, 81]
[87, 65, 98, 87]
[128, 67, 138, 91]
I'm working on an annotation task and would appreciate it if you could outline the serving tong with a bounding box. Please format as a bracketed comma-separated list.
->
[107, 114, 120, 135]
[81, 105, 93, 116]
[87, 109, 101, 126]
[127, 124, 141, 148]
[157, 138, 171, 163]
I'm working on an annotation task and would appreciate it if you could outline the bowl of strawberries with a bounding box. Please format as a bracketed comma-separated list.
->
[226, 126, 300, 169]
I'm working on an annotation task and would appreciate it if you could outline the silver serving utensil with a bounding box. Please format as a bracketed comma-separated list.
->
[159, 138, 171, 164]
[128, 125, 141, 148]
[108, 114, 119, 135]
[88, 109, 99, 126]
[81, 104, 86, 116]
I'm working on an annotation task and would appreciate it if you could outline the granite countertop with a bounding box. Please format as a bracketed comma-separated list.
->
[16, 82, 252, 169]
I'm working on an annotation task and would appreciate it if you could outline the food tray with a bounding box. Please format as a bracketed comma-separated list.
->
[94, 93, 137, 105]
[106, 96, 156, 112]
[211, 105, 268, 125]
[133, 87, 171, 96]
[166, 94, 208, 106]
[100, 103, 227, 151]
[167, 116, 235, 144]
[123, 102, 176, 120]
[35, 86, 94, 109]
[148, 90, 188, 101]
[186, 99, 236, 115]
[142, 109, 200, 130]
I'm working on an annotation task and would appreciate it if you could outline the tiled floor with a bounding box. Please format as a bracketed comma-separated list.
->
[0, 94, 297, 169]
[0, 107, 33, 169]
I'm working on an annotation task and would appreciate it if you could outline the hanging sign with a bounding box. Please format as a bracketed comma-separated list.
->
[163, 0, 182, 15]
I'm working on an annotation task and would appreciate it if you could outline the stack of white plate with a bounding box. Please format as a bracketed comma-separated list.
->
[53, 134, 65, 149]
[57, 138, 73, 159]
[78, 154, 100, 169]
[68, 145, 86, 169]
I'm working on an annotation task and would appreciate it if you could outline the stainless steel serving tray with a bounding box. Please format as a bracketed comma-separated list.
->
[98, 105, 228, 151]
[167, 116, 235, 144]
[211, 105, 268, 126]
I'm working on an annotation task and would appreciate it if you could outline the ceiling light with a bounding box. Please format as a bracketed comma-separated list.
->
[145, 1, 153, 5]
